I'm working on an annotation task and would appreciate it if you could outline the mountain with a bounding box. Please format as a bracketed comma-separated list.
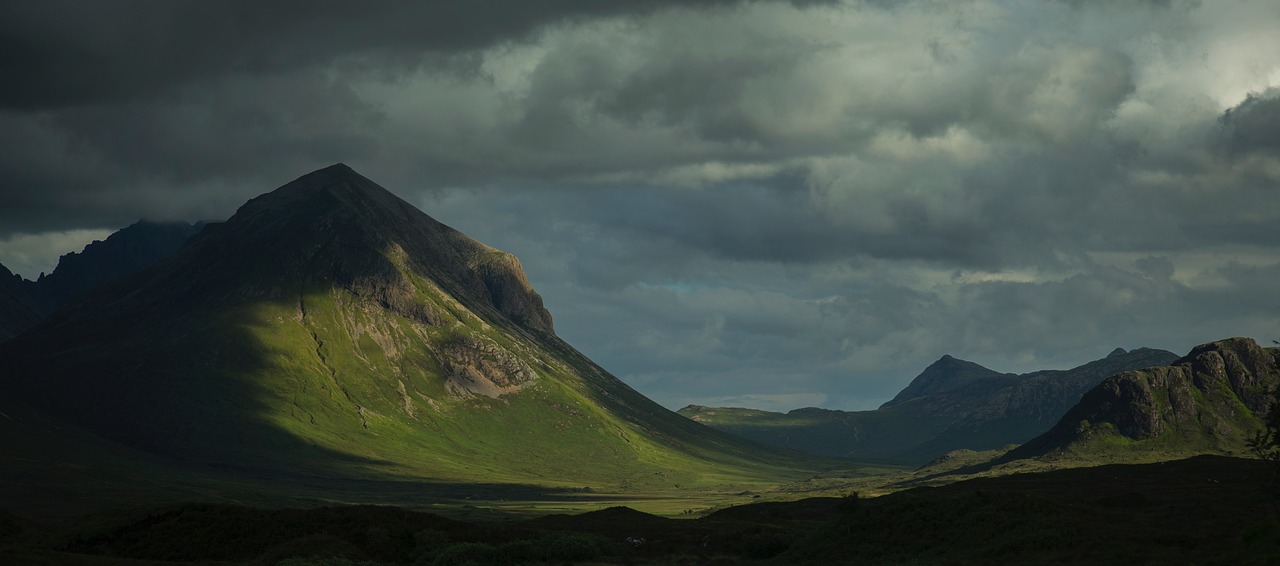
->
[679, 347, 1179, 464]
[0, 164, 808, 490]
[1004, 337, 1279, 463]
[880, 355, 1015, 408]
[23, 219, 202, 313]
[0, 263, 42, 342]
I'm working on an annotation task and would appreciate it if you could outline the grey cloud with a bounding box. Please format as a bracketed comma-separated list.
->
[3, 0, 830, 111]
[1220, 88, 1280, 155]
[3, 0, 1279, 410]
[428, 177, 1280, 409]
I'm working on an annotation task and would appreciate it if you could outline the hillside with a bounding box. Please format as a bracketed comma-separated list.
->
[22, 219, 201, 313]
[680, 347, 1178, 464]
[0, 263, 42, 342]
[1004, 337, 1280, 463]
[0, 220, 200, 342]
[0, 164, 817, 495]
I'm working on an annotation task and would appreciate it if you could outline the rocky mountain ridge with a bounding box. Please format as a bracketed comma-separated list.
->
[1006, 337, 1279, 461]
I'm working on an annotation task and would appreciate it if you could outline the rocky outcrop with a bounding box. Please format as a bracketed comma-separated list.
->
[469, 252, 554, 334]
[1009, 337, 1280, 460]
[441, 335, 538, 399]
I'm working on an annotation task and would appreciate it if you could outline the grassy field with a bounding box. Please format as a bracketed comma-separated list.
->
[0, 455, 1274, 565]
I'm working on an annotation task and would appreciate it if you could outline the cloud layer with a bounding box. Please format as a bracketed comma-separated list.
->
[2, 0, 1278, 410]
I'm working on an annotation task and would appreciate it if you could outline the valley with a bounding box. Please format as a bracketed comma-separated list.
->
[0, 165, 1276, 564]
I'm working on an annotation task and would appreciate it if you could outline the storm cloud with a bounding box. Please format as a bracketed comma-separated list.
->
[2, 0, 1278, 410]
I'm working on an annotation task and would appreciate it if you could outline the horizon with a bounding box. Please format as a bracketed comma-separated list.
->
[2, 1, 1279, 412]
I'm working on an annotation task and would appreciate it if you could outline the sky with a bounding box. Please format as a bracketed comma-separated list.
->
[2, 0, 1279, 411]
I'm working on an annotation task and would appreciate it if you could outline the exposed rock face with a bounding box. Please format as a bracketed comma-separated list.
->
[1009, 337, 1280, 460]
[469, 252, 554, 334]
[441, 335, 538, 399]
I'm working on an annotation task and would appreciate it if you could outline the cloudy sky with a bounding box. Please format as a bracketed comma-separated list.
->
[2, 0, 1279, 411]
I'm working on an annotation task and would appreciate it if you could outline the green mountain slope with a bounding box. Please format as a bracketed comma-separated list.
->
[679, 348, 1179, 464]
[0, 164, 814, 492]
[1005, 337, 1280, 463]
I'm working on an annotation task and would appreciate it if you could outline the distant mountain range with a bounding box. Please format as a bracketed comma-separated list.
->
[680, 347, 1180, 464]
[0, 219, 200, 341]
[0, 164, 810, 490]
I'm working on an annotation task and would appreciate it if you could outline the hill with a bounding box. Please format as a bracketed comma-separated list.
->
[1004, 337, 1280, 463]
[0, 164, 817, 496]
[679, 347, 1178, 464]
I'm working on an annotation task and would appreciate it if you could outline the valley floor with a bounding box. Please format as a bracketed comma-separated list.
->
[1, 455, 1276, 565]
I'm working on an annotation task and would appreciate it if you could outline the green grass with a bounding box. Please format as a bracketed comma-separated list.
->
[2, 456, 1274, 565]
[0, 243, 859, 521]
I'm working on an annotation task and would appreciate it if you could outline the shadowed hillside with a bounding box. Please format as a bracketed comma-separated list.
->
[0, 264, 41, 342]
[0, 220, 200, 342]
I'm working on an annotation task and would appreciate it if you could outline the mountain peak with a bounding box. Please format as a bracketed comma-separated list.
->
[880, 355, 1009, 408]
[286, 162, 367, 192]
[147, 164, 554, 335]
[243, 163, 403, 214]
[1107, 347, 1128, 358]
[0, 165, 804, 487]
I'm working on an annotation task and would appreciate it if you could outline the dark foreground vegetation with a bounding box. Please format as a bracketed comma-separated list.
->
[1, 455, 1276, 565]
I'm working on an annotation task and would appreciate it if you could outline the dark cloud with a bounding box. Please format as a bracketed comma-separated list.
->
[3, 0, 835, 110]
[1220, 89, 1280, 155]
[2, 0, 1279, 410]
